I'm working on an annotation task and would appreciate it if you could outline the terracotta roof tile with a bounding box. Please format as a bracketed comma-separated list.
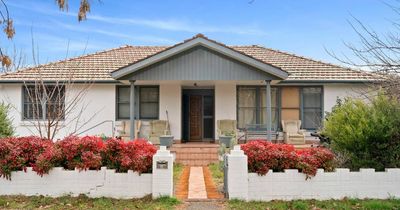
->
[0, 36, 374, 82]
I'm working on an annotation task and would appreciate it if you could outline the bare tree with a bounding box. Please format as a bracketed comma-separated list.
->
[327, 3, 400, 99]
[1, 0, 97, 71]
[9, 36, 98, 140]
[22, 78, 94, 140]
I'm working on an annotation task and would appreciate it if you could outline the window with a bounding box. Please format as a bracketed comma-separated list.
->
[139, 87, 159, 119]
[116, 86, 159, 120]
[23, 85, 65, 120]
[116, 86, 130, 119]
[237, 86, 278, 130]
[301, 87, 322, 130]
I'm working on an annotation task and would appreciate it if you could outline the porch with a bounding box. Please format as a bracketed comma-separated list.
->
[111, 34, 320, 146]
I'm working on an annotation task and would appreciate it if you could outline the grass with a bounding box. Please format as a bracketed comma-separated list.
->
[208, 162, 224, 186]
[1, 195, 400, 209]
[173, 163, 184, 185]
[0, 195, 180, 210]
[228, 198, 400, 210]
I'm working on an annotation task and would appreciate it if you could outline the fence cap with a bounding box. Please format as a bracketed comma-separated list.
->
[229, 145, 245, 156]
[233, 145, 241, 150]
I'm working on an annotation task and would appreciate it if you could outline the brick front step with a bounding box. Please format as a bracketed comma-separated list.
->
[171, 143, 219, 166]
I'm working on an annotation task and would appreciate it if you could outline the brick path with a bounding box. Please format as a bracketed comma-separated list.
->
[175, 166, 224, 200]
[188, 167, 207, 199]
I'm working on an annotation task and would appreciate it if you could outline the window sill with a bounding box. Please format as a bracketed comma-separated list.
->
[20, 120, 65, 127]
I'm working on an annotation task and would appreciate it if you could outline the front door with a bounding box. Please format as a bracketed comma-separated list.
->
[182, 89, 214, 142]
[189, 95, 202, 140]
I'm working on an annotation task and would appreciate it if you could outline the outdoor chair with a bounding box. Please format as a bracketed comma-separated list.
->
[116, 120, 141, 141]
[149, 120, 170, 144]
[281, 120, 306, 145]
[217, 119, 237, 137]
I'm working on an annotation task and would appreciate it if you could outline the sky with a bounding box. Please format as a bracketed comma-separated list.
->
[1, 0, 399, 66]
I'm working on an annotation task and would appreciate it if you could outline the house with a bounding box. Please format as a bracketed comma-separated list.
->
[0, 34, 373, 142]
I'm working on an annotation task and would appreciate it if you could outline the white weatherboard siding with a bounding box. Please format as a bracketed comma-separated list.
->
[0, 84, 116, 139]
[323, 84, 368, 113]
[159, 83, 182, 140]
[215, 82, 236, 139]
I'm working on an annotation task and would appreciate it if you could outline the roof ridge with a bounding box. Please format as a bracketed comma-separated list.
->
[110, 34, 288, 75]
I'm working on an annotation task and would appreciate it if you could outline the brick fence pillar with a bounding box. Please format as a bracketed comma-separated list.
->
[152, 146, 173, 198]
[227, 145, 248, 201]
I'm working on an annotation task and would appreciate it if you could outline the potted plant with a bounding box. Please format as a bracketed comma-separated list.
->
[219, 131, 236, 148]
[159, 135, 174, 147]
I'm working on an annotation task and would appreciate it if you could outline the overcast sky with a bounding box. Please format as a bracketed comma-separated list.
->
[1, 0, 398, 65]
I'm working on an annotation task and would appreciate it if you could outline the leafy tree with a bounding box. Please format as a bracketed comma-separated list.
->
[0, 102, 14, 138]
[323, 93, 400, 170]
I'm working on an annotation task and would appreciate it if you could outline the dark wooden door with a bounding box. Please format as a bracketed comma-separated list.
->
[189, 95, 202, 140]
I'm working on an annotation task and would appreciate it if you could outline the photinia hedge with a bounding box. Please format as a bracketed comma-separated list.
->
[241, 140, 336, 178]
[0, 136, 157, 179]
[102, 138, 157, 173]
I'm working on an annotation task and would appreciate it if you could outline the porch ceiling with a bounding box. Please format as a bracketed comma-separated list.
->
[111, 34, 289, 81]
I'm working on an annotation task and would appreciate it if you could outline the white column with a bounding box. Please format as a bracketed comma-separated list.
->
[265, 80, 272, 141]
[130, 80, 135, 140]
[152, 146, 173, 198]
[227, 145, 248, 200]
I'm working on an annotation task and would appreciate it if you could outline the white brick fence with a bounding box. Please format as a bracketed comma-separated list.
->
[226, 145, 400, 201]
[0, 146, 173, 199]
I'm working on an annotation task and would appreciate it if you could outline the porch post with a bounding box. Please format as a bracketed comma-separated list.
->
[130, 80, 136, 140]
[265, 80, 272, 141]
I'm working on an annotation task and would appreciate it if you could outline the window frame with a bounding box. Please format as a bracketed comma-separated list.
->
[236, 85, 280, 131]
[115, 85, 160, 121]
[300, 86, 323, 131]
[22, 85, 66, 121]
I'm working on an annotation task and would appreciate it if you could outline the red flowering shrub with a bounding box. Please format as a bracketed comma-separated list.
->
[0, 136, 59, 179]
[0, 137, 25, 179]
[119, 139, 157, 173]
[0, 136, 159, 179]
[102, 138, 125, 170]
[33, 145, 61, 176]
[241, 140, 336, 177]
[56, 135, 105, 170]
[296, 147, 336, 176]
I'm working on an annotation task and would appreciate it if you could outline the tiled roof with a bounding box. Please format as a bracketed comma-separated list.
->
[0, 36, 374, 82]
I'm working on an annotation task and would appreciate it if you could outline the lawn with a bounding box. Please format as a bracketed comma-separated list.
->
[228, 198, 400, 210]
[173, 163, 184, 184]
[208, 162, 224, 186]
[0, 195, 180, 210]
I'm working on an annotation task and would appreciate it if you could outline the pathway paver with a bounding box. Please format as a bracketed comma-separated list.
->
[179, 201, 225, 210]
[176, 167, 190, 200]
[188, 167, 207, 199]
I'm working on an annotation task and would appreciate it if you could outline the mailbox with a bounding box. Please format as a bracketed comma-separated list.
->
[156, 160, 168, 169]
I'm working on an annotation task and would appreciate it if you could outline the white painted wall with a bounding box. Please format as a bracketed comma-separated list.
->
[0, 84, 116, 139]
[0, 82, 370, 140]
[323, 84, 368, 113]
[227, 146, 400, 201]
[159, 83, 181, 140]
[215, 82, 236, 139]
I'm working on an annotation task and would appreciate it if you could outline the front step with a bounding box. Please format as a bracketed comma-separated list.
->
[171, 143, 219, 166]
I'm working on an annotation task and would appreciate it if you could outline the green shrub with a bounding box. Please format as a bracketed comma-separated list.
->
[0, 103, 13, 138]
[322, 93, 400, 170]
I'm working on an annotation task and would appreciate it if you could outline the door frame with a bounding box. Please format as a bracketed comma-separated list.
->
[182, 88, 215, 142]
